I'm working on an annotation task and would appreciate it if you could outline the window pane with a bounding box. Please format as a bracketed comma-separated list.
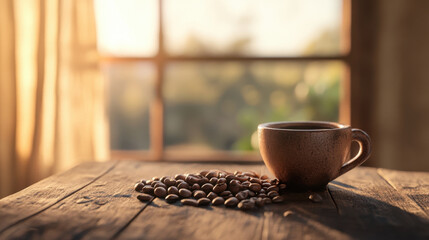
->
[94, 0, 158, 57]
[164, 61, 343, 152]
[103, 62, 155, 150]
[164, 0, 344, 56]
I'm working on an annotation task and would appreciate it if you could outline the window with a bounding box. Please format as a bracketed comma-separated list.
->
[95, 0, 351, 161]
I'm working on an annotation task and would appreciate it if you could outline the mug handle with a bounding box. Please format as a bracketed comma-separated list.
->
[338, 129, 372, 177]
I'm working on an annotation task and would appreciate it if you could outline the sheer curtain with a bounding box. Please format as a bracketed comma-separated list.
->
[0, 0, 109, 198]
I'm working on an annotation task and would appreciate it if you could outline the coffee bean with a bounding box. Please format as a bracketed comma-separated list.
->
[193, 190, 206, 199]
[168, 186, 179, 195]
[152, 177, 160, 181]
[186, 176, 199, 185]
[258, 193, 267, 198]
[270, 179, 279, 185]
[154, 182, 167, 189]
[226, 175, 235, 182]
[262, 182, 271, 188]
[198, 198, 211, 206]
[247, 190, 256, 197]
[154, 187, 167, 198]
[267, 186, 279, 192]
[235, 191, 248, 201]
[255, 198, 265, 207]
[201, 183, 214, 193]
[242, 172, 256, 177]
[198, 177, 209, 185]
[225, 197, 239, 208]
[207, 192, 218, 200]
[175, 174, 186, 180]
[238, 199, 255, 210]
[212, 196, 225, 206]
[199, 170, 210, 176]
[160, 176, 168, 183]
[146, 180, 153, 185]
[229, 185, 240, 194]
[140, 179, 147, 184]
[272, 195, 285, 203]
[179, 188, 192, 198]
[213, 183, 227, 193]
[142, 186, 154, 194]
[242, 181, 251, 188]
[267, 191, 279, 198]
[278, 183, 287, 190]
[181, 199, 198, 207]
[191, 183, 200, 191]
[259, 189, 266, 194]
[236, 176, 249, 182]
[219, 172, 226, 178]
[165, 194, 179, 203]
[260, 175, 269, 180]
[217, 178, 226, 184]
[309, 193, 323, 203]
[209, 177, 218, 185]
[205, 171, 218, 179]
[150, 181, 159, 187]
[137, 194, 153, 202]
[220, 191, 232, 197]
[249, 177, 261, 184]
[249, 183, 262, 192]
[164, 178, 176, 187]
[134, 183, 144, 192]
[222, 194, 233, 200]
[178, 182, 190, 189]
[264, 198, 272, 204]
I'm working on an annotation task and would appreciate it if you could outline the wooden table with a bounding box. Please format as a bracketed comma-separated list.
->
[0, 161, 428, 240]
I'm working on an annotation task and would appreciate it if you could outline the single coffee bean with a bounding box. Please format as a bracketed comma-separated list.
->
[152, 177, 160, 181]
[260, 175, 269, 180]
[191, 183, 200, 191]
[201, 183, 214, 193]
[154, 182, 167, 189]
[249, 177, 261, 184]
[198, 177, 209, 185]
[236, 191, 248, 201]
[264, 198, 272, 204]
[137, 194, 153, 202]
[207, 192, 218, 200]
[165, 194, 180, 203]
[272, 195, 285, 203]
[142, 185, 154, 194]
[164, 178, 176, 187]
[249, 183, 262, 192]
[146, 180, 153, 185]
[242, 181, 251, 188]
[193, 190, 206, 199]
[199, 170, 210, 177]
[154, 187, 167, 198]
[220, 191, 231, 197]
[229, 185, 240, 194]
[270, 179, 279, 185]
[198, 198, 211, 206]
[262, 182, 271, 188]
[259, 189, 266, 194]
[205, 171, 218, 179]
[226, 175, 235, 182]
[278, 183, 287, 190]
[267, 191, 279, 198]
[255, 197, 265, 207]
[247, 190, 256, 197]
[213, 183, 227, 193]
[219, 172, 226, 178]
[217, 178, 227, 184]
[267, 186, 279, 192]
[236, 176, 249, 182]
[175, 174, 186, 180]
[140, 179, 147, 184]
[209, 177, 218, 185]
[134, 183, 144, 192]
[223, 194, 233, 200]
[181, 198, 198, 207]
[178, 182, 190, 189]
[150, 181, 159, 187]
[168, 186, 179, 195]
[160, 176, 168, 183]
[238, 199, 255, 210]
[225, 197, 239, 208]
[212, 196, 225, 206]
[179, 188, 192, 198]
[186, 176, 199, 185]
[258, 193, 267, 198]
[309, 193, 323, 203]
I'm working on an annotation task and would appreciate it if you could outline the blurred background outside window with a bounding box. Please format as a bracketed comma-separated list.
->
[94, 0, 350, 160]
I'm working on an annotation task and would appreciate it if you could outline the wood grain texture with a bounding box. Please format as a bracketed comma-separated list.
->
[378, 168, 429, 216]
[328, 167, 429, 239]
[0, 161, 428, 240]
[0, 161, 116, 233]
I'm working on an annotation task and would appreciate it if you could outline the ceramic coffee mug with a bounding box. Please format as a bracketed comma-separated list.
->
[258, 121, 371, 190]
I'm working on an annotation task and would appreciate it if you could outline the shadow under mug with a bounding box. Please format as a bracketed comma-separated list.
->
[258, 121, 371, 191]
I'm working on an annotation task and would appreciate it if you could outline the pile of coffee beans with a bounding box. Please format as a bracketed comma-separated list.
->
[134, 170, 286, 211]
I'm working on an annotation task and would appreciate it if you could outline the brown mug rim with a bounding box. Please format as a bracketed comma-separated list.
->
[258, 121, 350, 132]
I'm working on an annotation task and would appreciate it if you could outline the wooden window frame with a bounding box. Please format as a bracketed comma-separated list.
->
[104, 0, 352, 162]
